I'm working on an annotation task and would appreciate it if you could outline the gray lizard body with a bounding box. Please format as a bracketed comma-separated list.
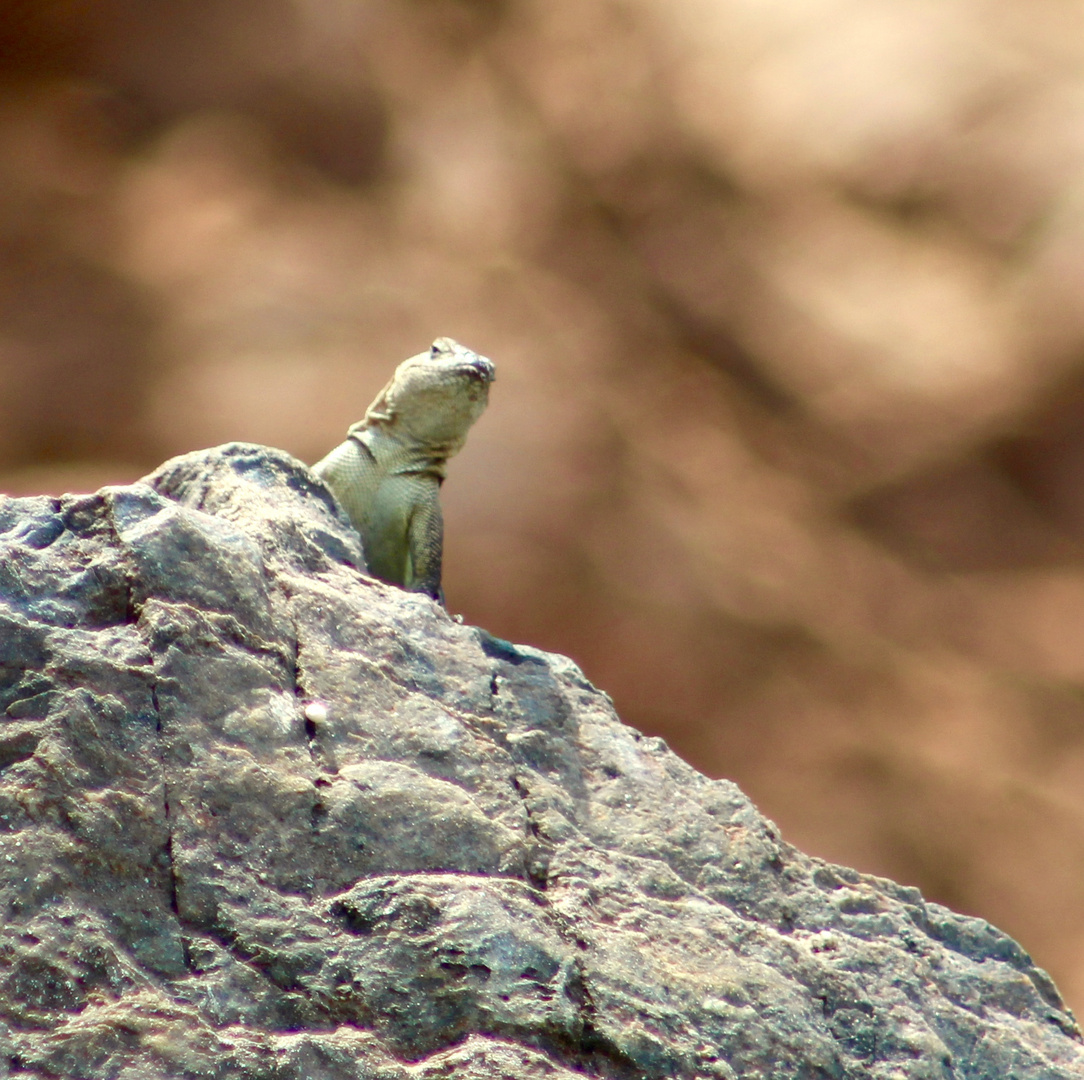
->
[312, 337, 495, 602]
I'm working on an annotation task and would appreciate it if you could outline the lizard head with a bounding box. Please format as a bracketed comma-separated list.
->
[363, 337, 495, 457]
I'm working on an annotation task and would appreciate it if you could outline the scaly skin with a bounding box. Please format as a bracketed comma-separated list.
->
[312, 338, 495, 601]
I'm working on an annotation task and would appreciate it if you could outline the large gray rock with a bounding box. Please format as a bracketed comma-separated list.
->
[0, 442, 1080, 1080]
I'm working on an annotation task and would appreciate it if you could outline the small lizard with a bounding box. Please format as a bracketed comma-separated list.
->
[312, 337, 495, 602]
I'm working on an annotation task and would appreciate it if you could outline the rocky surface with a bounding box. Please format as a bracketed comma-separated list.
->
[0, 442, 1081, 1080]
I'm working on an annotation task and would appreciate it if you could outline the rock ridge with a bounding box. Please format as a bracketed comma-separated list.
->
[0, 442, 1080, 1079]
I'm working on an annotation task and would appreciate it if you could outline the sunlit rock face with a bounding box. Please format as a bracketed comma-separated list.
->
[4, 0, 1084, 1019]
[0, 443, 1081, 1079]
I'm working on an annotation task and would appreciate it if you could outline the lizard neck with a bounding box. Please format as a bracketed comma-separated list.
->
[348, 422, 452, 479]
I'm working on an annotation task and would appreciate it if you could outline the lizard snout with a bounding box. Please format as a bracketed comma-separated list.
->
[462, 360, 495, 383]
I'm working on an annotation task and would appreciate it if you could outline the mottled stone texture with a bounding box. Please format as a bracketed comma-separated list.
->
[0, 443, 1080, 1080]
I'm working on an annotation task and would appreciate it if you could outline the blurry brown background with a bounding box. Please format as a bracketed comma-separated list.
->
[3, 0, 1084, 1013]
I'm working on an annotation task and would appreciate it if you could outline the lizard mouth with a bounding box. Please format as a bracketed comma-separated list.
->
[459, 361, 495, 383]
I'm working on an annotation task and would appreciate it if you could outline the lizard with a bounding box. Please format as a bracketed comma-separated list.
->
[311, 337, 495, 603]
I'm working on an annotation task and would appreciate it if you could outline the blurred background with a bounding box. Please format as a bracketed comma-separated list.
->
[3, 0, 1084, 1012]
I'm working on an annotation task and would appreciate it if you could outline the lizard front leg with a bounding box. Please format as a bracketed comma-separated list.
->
[405, 479, 444, 603]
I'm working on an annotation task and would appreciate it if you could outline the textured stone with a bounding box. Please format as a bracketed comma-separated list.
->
[0, 442, 1080, 1079]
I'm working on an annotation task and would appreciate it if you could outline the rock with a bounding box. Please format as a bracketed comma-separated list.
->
[0, 441, 1080, 1080]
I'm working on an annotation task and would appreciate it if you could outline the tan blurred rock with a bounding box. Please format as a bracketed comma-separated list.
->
[4, 0, 1084, 1017]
